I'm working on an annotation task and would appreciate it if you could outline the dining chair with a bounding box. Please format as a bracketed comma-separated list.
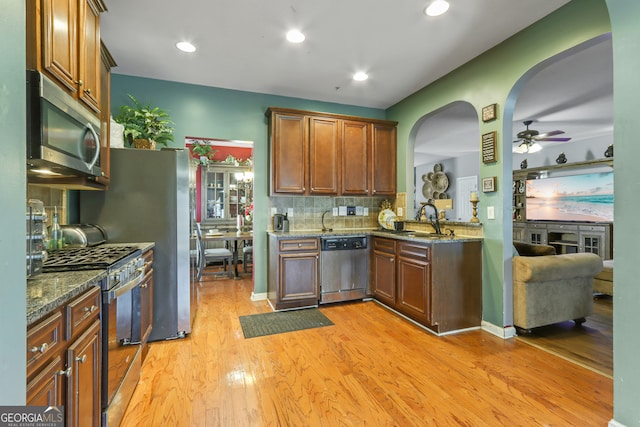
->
[195, 223, 233, 279]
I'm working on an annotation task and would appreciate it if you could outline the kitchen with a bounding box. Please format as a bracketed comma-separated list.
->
[2, 1, 640, 426]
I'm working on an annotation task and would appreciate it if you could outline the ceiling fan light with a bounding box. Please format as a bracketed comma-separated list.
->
[286, 30, 305, 43]
[176, 41, 196, 53]
[513, 143, 529, 154]
[425, 0, 450, 17]
[528, 143, 543, 153]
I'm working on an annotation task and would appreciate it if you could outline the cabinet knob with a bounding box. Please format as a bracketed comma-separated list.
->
[83, 305, 97, 313]
[389, 257, 394, 262]
[59, 367, 72, 377]
[141, 283, 148, 288]
[75, 79, 83, 86]
[76, 355, 87, 364]
[30, 342, 48, 354]
[84, 88, 91, 95]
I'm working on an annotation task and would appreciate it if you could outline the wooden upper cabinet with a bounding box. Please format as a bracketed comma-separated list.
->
[29, 0, 106, 115]
[371, 123, 397, 196]
[268, 107, 397, 196]
[96, 41, 115, 186]
[309, 116, 340, 195]
[341, 120, 370, 195]
[270, 111, 308, 194]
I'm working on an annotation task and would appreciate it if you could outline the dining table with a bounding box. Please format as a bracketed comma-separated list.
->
[201, 230, 253, 278]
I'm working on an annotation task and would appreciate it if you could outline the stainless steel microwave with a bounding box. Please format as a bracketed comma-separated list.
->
[26, 70, 102, 179]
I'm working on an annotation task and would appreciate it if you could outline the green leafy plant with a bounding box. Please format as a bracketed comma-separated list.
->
[113, 94, 175, 146]
[190, 141, 217, 165]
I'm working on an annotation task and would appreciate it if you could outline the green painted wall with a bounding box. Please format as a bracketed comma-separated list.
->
[109, 75, 384, 294]
[606, 1, 640, 424]
[0, 0, 26, 404]
[386, 0, 611, 329]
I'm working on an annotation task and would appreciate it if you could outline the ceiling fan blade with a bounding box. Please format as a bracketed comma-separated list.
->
[537, 137, 572, 142]
[535, 130, 564, 138]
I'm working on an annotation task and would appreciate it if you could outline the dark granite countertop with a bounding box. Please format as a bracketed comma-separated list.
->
[26, 241, 155, 326]
[267, 229, 483, 243]
[27, 270, 106, 326]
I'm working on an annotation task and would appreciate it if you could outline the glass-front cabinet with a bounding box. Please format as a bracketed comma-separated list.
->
[201, 165, 252, 225]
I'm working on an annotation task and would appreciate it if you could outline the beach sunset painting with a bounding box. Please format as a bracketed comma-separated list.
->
[526, 172, 614, 222]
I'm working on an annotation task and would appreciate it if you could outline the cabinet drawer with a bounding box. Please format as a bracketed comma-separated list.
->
[548, 224, 578, 231]
[27, 311, 64, 377]
[373, 237, 396, 254]
[528, 222, 547, 229]
[66, 287, 101, 341]
[579, 225, 606, 233]
[398, 242, 430, 261]
[279, 238, 319, 252]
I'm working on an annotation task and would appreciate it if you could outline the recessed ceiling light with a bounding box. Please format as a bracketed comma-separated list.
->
[176, 41, 196, 53]
[353, 72, 368, 81]
[286, 30, 305, 43]
[425, 0, 450, 17]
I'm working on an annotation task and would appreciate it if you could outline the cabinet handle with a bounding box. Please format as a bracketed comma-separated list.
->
[59, 367, 72, 377]
[30, 342, 48, 354]
[83, 305, 97, 314]
[75, 79, 83, 86]
[76, 355, 87, 364]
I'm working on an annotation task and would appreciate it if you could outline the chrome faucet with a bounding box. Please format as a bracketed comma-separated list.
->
[415, 201, 442, 235]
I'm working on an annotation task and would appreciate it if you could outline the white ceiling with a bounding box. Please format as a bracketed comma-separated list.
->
[100, 0, 571, 110]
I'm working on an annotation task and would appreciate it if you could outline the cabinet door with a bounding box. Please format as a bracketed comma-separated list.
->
[140, 268, 154, 344]
[96, 42, 114, 185]
[372, 250, 396, 306]
[272, 113, 308, 194]
[580, 232, 605, 258]
[341, 120, 369, 195]
[67, 320, 101, 427]
[42, 0, 79, 93]
[371, 123, 397, 195]
[27, 356, 65, 407]
[397, 255, 430, 324]
[78, 0, 101, 113]
[528, 229, 547, 245]
[309, 116, 340, 195]
[278, 252, 319, 302]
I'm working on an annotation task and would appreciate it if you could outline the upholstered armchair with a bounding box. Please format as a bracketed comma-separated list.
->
[513, 250, 603, 332]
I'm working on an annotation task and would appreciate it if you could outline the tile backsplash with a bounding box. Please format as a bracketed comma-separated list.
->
[27, 185, 67, 227]
[269, 196, 393, 231]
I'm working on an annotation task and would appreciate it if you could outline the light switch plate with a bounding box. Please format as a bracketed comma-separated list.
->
[338, 206, 347, 216]
[397, 207, 403, 217]
[287, 208, 294, 217]
[332, 207, 339, 216]
[355, 206, 364, 216]
[271, 207, 277, 216]
[487, 206, 495, 219]
[363, 207, 369, 216]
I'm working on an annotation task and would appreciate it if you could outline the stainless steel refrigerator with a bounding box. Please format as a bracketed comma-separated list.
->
[80, 148, 193, 341]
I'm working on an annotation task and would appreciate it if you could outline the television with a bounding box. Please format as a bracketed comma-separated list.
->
[525, 172, 614, 222]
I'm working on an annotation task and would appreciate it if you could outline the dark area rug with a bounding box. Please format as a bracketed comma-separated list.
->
[239, 308, 334, 339]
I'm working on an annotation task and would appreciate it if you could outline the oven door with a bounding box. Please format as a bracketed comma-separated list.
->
[101, 271, 144, 424]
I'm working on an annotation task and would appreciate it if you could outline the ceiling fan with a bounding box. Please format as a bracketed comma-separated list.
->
[513, 120, 571, 153]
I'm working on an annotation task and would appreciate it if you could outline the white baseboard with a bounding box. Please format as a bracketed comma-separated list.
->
[481, 320, 517, 339]
[609, 419, 627, 427]
[251, 292, 267, 301]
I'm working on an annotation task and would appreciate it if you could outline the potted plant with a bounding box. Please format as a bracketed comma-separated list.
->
[190, 140, 217, 165]
[113, 94, 175, 149]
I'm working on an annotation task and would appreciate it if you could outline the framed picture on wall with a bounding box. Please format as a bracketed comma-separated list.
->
[482, 176, 497, 192]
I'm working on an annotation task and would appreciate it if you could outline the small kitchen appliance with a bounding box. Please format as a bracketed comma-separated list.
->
[26, 199, 47, 278]
[273, 213, 286, 231]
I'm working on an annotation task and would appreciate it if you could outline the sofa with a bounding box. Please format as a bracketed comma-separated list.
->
[512, 242, 603, 332]
[593, 259, 614, 296]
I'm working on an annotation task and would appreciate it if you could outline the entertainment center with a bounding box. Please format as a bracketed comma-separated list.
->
[513, 158, 613, 260]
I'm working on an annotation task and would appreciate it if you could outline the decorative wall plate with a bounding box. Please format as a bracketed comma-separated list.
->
[433, 171, 449, 193]
[378, 209, 397, 230]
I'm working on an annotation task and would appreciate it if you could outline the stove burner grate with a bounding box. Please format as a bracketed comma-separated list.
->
[43, 246, 140, 272]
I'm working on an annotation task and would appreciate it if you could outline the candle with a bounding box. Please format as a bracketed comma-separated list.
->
[470, 191, 479, 202]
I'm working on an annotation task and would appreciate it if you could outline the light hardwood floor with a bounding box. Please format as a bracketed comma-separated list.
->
[121, 275, 613, 426]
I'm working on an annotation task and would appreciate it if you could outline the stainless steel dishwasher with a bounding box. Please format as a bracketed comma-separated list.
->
[320, 235, 369, 304]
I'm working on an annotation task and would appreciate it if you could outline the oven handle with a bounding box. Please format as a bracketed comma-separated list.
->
[103, 271, 144, 304]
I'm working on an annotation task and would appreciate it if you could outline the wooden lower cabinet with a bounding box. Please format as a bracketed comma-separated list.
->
[67, 320, 101, 427]
[27, 286, 101, 426]
[371, 237, 482, 334]
[268, 235, 319, 310]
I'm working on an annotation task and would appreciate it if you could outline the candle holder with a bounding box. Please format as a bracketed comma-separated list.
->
[470, 200, 480, 223]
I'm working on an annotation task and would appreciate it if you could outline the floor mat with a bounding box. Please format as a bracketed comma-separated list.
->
[239, 308, 333, 338]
